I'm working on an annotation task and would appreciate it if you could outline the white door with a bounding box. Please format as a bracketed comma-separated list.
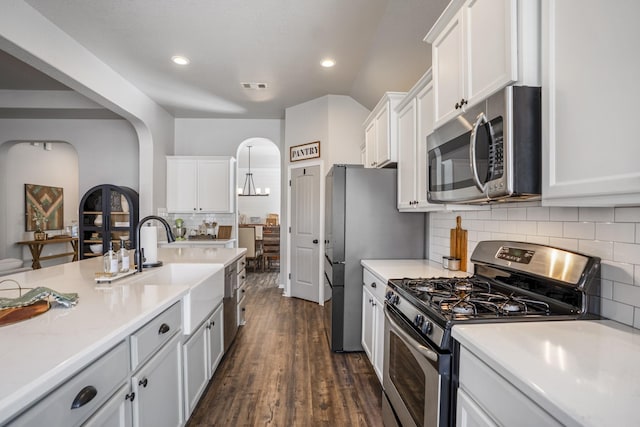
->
[290, 165, 320, 302]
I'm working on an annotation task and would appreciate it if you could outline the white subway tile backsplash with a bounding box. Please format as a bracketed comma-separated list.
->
[613, 242, 640, 264]
[515, 221, 538, 235]
[614, 207, 640, 223]
[548, 237, 578, 251]
[476, 210, 492, 220]
[563, 222, 595, 240]
[578, 207, 615, 222]
[477, 231, 491, 241]
[601, 261, 634, 285]
[491, 209, 508, 220]
[601, 299, 634, 326]
[635, 265, 640, 286]
[484, 221, 501, 232]
[526, 207, 550, 221]
[636, 226, 640, 244]
[526, 235, 549, 245]
[596, 222, 635, 243]
[549, 207, 578, 221]
[601, 280, 614, 300]
[537, 221, 563, 237]
[507, 207, 527, 220]
[634, 308, 640, 329]
[499, 221, 518, 234]
[578, 240, 613, 261]
[613, 283, 640, 307]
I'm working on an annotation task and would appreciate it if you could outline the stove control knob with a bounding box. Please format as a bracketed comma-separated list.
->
[392, 295, 400, 305]
[421, 321, 433, 335]
[385, 291, 394, 302]
[414, 314, 424, 327]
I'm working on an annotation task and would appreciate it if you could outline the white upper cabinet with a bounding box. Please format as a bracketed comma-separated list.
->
[363, 92, 406, 168]
[541, 0, 640, 206]
[397, 71, 445, 212]
[425, 0, 539, 129]
[167, 156, 236, 213]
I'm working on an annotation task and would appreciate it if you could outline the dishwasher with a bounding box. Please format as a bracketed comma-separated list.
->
[223, 262, 238, 352]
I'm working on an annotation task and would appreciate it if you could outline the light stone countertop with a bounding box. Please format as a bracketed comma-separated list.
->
[0, 246, 246, 424]
[360, 258, 470, 283]
[453, 320, 640, 426]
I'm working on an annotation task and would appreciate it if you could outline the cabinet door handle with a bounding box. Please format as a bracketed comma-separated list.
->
[242, 307, 246, 312]
[313, 239, 318, 244]
[371, 282, 376, 288]
[125, 392, 135, 402]
[158, 323, 170, 335]
[138, 378, 148, 388]
[71, 385, 97, 409]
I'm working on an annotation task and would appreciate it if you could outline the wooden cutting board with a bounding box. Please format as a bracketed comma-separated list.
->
[450, 216, 468, 271]
[0, 300, 50, 327]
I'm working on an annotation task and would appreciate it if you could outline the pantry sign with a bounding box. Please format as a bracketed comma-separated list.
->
[290, 141, 320, 162]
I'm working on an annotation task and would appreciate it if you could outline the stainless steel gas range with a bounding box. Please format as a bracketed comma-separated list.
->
[381, 240, 601, 427]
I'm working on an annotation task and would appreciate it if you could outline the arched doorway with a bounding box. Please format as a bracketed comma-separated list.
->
[236, 138, 281, 273]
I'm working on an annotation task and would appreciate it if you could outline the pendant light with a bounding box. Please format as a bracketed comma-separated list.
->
[238, 145, 269, 196]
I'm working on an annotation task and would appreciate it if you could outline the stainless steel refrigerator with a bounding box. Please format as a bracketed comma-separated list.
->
[324, 164, 426, 352]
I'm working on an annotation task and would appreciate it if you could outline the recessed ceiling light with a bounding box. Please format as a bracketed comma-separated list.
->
[171, 55, 190, 65]
[321, 58, 336, 68]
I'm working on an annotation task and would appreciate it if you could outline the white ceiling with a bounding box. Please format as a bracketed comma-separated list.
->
[6, 0, 449, 119]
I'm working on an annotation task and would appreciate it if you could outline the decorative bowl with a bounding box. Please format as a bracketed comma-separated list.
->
[90, 244, 103, 254]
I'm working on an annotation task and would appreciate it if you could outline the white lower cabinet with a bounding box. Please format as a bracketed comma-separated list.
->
[84, 384, 133, 427]
[456, 389, 497, 427]
[361, 267, 386, 382]
[183, 302, 224, 418]
[132, 333, 184, 427]
[457, 346, 560, 426]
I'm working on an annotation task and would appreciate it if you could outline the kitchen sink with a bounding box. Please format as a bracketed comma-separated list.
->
[130, 263, 225, 334]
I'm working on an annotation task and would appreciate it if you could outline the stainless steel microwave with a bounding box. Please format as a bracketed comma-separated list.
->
[427, 86, 541, 204]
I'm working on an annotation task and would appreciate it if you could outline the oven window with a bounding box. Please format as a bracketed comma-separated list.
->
[389, 333, 426, 425]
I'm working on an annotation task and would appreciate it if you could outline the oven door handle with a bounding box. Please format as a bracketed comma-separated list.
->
[469, 112, 494, 193]
[384, 309, 438, 363]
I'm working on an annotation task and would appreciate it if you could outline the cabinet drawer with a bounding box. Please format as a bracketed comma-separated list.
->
[130, 302, 181, 370]
[236, 255, 246, 273]
[238, 296, 247, 326]
[459, 347, 561, 426]
[237, 268, 246, 291]
[363, 268, 386, 303]
[9, 341, 128, 427]
[237, 278, 247, 303]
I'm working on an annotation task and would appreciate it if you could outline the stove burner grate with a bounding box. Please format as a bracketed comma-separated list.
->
[398, 277, 552, 318]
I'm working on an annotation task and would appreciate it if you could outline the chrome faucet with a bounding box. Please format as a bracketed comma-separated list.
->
[135, 215, 175, 272]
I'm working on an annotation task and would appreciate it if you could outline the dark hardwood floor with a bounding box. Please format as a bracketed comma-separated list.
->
[186, 272, 383, 426]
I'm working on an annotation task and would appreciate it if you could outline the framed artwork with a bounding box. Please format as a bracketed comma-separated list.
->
[25, 184, 64, 231]
[290, 141, 320, 162]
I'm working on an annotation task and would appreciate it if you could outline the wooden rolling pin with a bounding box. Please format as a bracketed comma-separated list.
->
[450, 216, 467, 271]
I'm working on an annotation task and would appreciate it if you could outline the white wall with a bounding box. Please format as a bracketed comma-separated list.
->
[327, 95, 369, 167]
[0, 119, 138, 261]
[2, 142, 78, 265]
[429, 203, 640, 329]
[174, 118, 283, 156]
